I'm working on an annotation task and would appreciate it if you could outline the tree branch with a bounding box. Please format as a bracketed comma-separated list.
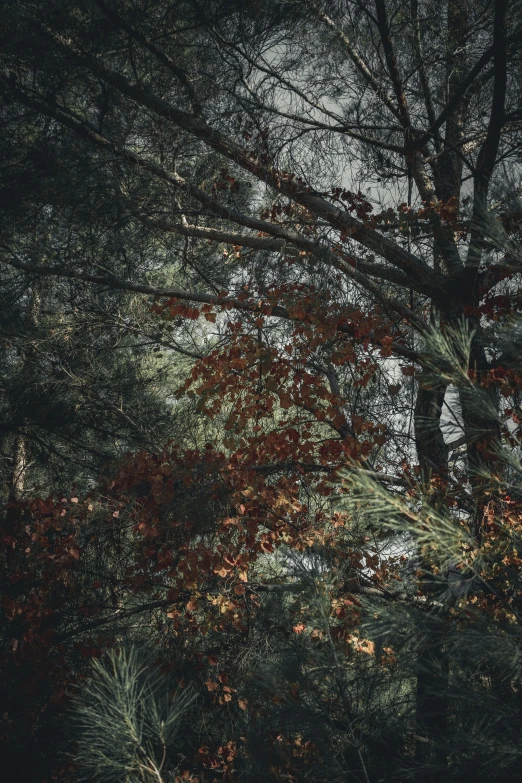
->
[466, 0, 508, 271]
[34, 28, 444, 291]
[3, 251, 423, 364]
[92, 0, 203, 114]
[414, 17, 520, 151]
[311, 4, 403, 123]
[374, 0, 411, 129]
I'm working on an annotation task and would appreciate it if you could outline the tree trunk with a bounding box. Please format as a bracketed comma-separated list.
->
[458, 325, 501, 539]
[413, 618, 450, 782]
[5, 282, 42, 503]
[8, 434, 27, 502]
[413, 377, 450, 782]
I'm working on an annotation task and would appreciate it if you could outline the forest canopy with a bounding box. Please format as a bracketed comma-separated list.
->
[2, 1, 522, 781]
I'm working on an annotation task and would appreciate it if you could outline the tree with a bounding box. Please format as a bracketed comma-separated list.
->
[0, 113, 191, 497]
[2, 0, 522, 781]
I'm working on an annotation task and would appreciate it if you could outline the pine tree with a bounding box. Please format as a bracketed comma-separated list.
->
[2, 2, 522, 781]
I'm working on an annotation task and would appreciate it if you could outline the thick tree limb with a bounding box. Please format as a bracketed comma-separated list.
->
[34, 30, 444, 293]
[1, 76, 446, 309]
[3, 252, 423, 364]
[135, 218, 430, 328]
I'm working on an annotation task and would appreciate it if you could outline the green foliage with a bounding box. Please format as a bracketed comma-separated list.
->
[71, 648, 195, 783]
[2, 1, 522, 782]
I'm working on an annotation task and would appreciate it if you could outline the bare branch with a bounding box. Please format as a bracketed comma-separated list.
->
[3, 251, 423, 364]
[3, 43, 442, 291]
[374, 0, 411, 129]
[311, 5, 403, 122]
[92, 0, 203, 114]
[466, 0, 508, 270]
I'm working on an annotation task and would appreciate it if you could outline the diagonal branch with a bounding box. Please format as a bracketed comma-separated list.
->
[35, 28, 444, 292]
[466, 0, 508, 271]
[374, 0, 411, 129]
[235, 94, 407, 153]
[414, 20, 521, 151]
[143, 213, 423, 316]
[137, 215, 288, 251]
[140, 212, 434, 312]
[2, 74, 445, 302]
[411, 0, 438, 148]
[3, 251, 423, 364]
[354, 258, 421, 287]
[92, 0, 203, 114]
[311, 4, 403, 123]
